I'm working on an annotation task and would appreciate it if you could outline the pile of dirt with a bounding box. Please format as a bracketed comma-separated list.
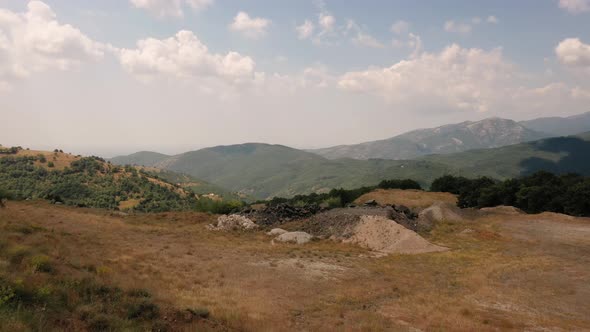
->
[208, 214, 258, 231]
[301, 206, 407, 238]
[344, 215, 448, 254]
[419, 202, 463, 222]
[240, 203, 324, 226]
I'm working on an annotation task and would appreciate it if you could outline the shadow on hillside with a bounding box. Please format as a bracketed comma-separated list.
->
[520, 137, 590, 176]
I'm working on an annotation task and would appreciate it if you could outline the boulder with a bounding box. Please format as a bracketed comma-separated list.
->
[267, 228, 288, 236]
[210, 214, 258, 231]
[275, 231, 313, 244]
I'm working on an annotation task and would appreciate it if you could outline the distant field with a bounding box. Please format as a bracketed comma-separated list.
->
[1, 200, 589, 331]
[355, 189, 457, 208]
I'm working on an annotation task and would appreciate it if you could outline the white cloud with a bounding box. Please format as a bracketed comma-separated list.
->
[346, 20, 384, 48]
[338, 43, 590, 115]
[0, 1, 105, 90]
[555, 38, 590, 70]
[118, 30, 256, 85]
[130, 0, 213, 18]
[487, 15, 499, 23]
[391, 20, 409, 35]
[229, 11, 271, 39]
[318, 13, 335, 32]
[296, 20, 314, 40]
[338, 44, 516, 112]
[558, 0, 590, 13]
[444, 20, 472, 34]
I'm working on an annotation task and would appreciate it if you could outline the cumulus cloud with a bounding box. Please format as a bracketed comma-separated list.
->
[487, 15, 499, 23]
[296, 20, 314, 40]
[130, 0, 213, 18]
[391, 20, 409, 35]
[444, 20, 472, 34]
[558, 0, 590, 13]
[0, 1, 105, 90]
[338, 43, 590, 114]
[118, 30, 256, 85]
[338, 44, 516, 112]
[555, 38, 590, 70]
[318, 13, 335, 32]
[229, 11, 271, 39]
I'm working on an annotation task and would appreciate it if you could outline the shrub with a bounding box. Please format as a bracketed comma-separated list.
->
[7, 245, 31, 265]
[127, 301, 160, 320]
[47, 162, 55, 168]
[30, 255, 53, 273]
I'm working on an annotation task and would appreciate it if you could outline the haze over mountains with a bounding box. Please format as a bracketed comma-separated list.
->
[110, 112, 590, 199]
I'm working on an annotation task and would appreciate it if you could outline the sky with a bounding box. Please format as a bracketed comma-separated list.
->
[1, 0, 590, 157]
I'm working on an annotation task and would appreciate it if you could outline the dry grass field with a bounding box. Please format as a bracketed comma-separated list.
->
[1, 200, 589, 331]
[355, 189, 457, 208]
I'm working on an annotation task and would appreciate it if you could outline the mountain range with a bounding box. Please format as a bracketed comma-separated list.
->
[110, 113, 590, 199]
[309, 114, 590, 160]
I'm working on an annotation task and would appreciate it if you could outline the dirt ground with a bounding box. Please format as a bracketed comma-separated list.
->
[1, 201, 589, 331]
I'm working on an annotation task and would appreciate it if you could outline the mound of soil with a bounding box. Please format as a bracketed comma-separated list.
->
[345, 216, 448, 254]
[241, 203, 324, 226]
[301, 207, 407, 238]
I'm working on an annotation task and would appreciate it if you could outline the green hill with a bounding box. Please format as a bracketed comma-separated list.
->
[110, 133, 590, 199]
[115, 143, 454, 199]
[422, 132, 590, 179]
[0, 149, 198, 212]
[109, 151, 170, 167]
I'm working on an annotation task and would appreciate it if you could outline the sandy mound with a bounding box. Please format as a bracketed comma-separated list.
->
[208, 214, 258, 231]
[419, 202, 463, 222]
[345, 216, 448, 254]
[275, 231, 313, 244]
[480, 205, 524, 215]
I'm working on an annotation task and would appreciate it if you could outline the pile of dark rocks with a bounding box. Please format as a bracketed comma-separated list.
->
[240, 203, 325, 226]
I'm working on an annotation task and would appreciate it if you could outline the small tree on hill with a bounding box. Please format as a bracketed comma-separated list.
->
[0, 188, 12, 208]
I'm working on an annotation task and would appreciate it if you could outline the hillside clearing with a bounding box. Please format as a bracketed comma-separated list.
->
[1, 201, 589, 331]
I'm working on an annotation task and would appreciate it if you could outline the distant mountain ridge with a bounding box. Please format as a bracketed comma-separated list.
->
[309, 117, 548, 160]
[110, 132, 590, 199]
[518, 111, 590, 137]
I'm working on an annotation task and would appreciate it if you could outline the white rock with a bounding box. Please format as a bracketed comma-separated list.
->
[267, 228, 288, 236]
[212, 214, 258, 231]
[275, 231, 313, 244]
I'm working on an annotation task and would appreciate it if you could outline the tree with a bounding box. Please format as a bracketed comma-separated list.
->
[430, 175, 471, 194]
[0, 188, 12, 207]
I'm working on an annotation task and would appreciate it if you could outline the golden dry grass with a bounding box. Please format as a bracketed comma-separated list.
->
[5, 149, 81, 170]
[355, 189, 457, 208]
[1, 201, 589, 331]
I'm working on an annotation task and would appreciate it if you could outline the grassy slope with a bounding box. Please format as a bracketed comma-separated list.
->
[110, 151, 170, 167]
[157, 144, 454, 199]
[0, 149, 197, 212]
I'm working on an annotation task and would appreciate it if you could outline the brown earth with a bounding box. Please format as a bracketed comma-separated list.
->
[1, 200, 589, 331]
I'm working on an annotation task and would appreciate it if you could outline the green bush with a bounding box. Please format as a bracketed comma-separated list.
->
[431, 172, 590, 216]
